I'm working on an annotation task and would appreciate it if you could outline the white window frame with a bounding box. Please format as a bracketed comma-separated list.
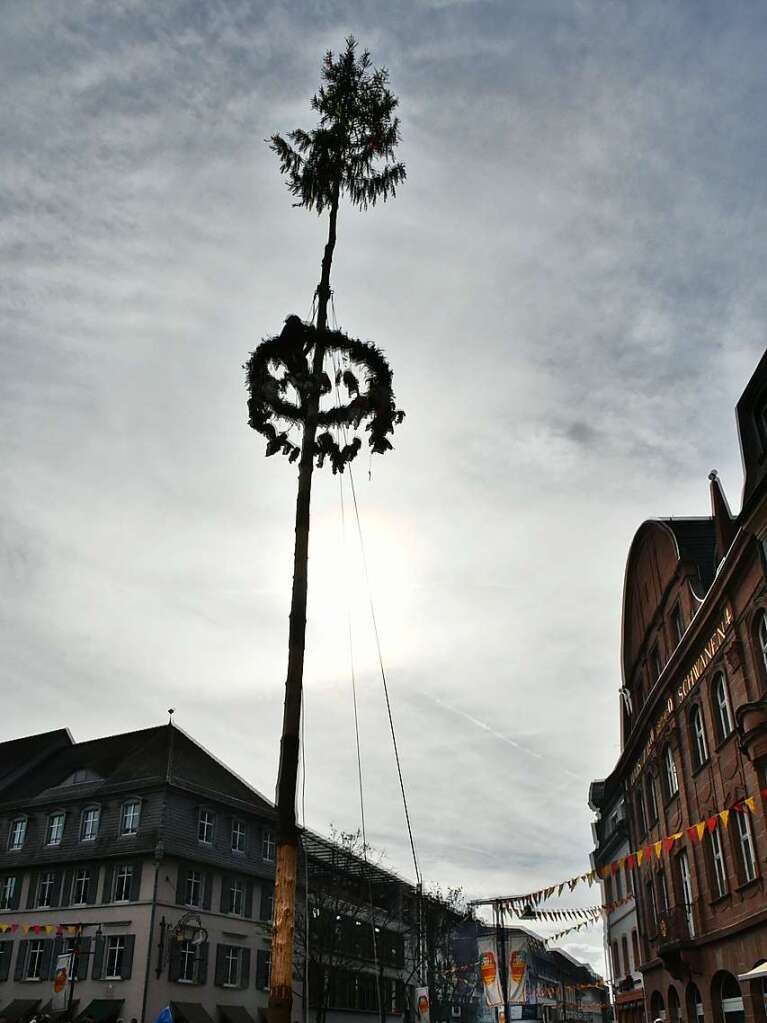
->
[80, 807, 100, 842]
[647, 882, 658, 933]
[8, 818, 27, 851]
[736, 810, 758, 883]
[231, 819, 246, 853]
[0, 876, 16, 910]
[714, 674, 734, 741]
[179, 939, 197, 983]
[198, 810, 214, 845]
[665, 746, 679, 798]
[37, 871, 57, 908]
[758, 612, 767, 675]
[691, 706, 708, 767]
[63, 938, 80, 981]
[72, 868, 90, 906]
[646, 775, 658, 821]
[224, 946, 241, 987]
[114, 864, 133, 902]
[186, 870, 202, 907]
[105, 936, 125, 979]
[26, 939, 45, 980]
[262, 829, 276, 862]
[229, 879, 244, 916]
[678, 850, 695, 937]
[710, 828, 728, 898]
[120, 800, 140, 836]
[46, 813, 65, 847]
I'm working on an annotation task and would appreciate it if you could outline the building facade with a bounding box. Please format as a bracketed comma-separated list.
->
[590, 350, 767, 1023]
[589, 783, 644, 1023]
[0, 725, 422, 1023]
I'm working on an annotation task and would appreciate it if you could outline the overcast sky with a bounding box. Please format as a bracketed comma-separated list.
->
[3, 0, 767, 973]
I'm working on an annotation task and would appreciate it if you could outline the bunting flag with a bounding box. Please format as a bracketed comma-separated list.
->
[0, 923, 79, 935]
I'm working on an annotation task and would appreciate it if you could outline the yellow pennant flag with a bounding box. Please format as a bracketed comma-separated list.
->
[636, 849, 644, 866]
[719, 809, 730, 829]
[745, 796, 756, 813]
[654, 841, 663, 859]
[695, 821, 706, 842]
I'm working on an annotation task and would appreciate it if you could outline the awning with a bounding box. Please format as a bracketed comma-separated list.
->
[39, 999, 79, 1017]
[76, 998, 124, 1023]
[738, 962, 767, 983]
[218, 1006, 257, 1023]
[171, 1002, 216, 1023]
[0, 1000, 42, 1023]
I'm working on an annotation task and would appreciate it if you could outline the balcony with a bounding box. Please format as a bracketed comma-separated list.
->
[654, 905, 703, 980]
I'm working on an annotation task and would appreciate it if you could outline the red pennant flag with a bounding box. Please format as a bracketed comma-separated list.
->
[644, 846, 653, 863]
[627, 853, 636, 869]
[662, 836, 675, 854]
[611, 860, 619, 875]
[707, 816, 717, 833]
[687, 826, 698, 843]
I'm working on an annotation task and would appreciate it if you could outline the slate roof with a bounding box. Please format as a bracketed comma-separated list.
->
[661, 517, 717, 593]
[0, 728, 72, 794]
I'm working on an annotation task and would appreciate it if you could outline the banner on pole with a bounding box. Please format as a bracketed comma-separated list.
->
[51, 952, 73, 1013]
[416, 987, 430, 1023]
[478, 937, 504, 1008]
[507, 946, 527, 1004]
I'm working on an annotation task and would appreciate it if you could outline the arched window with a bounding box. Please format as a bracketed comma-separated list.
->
[636, 791, 647, 835]
[668, 987, 681, 1023]
[713, 673, 734, 742]
[612, 941, 621, 980]
[735, 807, 758, 883]
[678, 850, 695, 937]
[686, 984, 704, 1023]
[646, 775, 659, 823]
[757, 611, 767, 678]
[650, 990, 666, 1022]
[665, 746, 679, 798]
[631, 930, 640, 973]
[691, 706, 709, 768]
[715, 973, 744, 1023]
[622, 936, 630, 976]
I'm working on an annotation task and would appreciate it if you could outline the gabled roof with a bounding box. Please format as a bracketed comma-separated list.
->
[0, 724, 274, 816]
[660, 517, 717, 593]
[0, 729, 73, 794]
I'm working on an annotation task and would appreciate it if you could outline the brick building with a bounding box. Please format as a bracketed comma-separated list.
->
[0, 725, 420, 1023]
[590, 350, 767, 1023]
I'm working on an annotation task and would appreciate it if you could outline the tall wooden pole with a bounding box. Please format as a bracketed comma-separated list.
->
[269, 185, 339, 1023]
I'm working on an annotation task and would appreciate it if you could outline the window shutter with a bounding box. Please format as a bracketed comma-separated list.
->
[49, 936, 64, 979]
[61, 869, 73, 907]
[102, 864, 114, 904]
[92, 935, 105, 980]
[260, 883, 274, 922]
[214, 944, 226, 987]
[196, 941, 209, 985]
[130, 863, 142, 902]
[86, 867, 99, 905]
[0, 941, 12, 982]
[26, 873, 38, 910]
[244, 880, 253, 919]
[168, 940, 181, 982]
[256, 949, 269, 991]
[9, 876, 20, 911]
[176, 866, 186, 905]
[202, 871, 212, 911]
[40, 939, 53, 981]
[240, 947, 250, 989]
[14, 940, 28, 981]
[123, 935, 135, 979]
[77, 937, 91, 980]
[220, 876, 230, 914]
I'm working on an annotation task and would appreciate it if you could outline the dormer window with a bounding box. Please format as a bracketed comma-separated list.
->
[46, 812, 65, 846]
[198, 809, 215, 845]
[120, 800, 141, 836]
[231, 819, 246, 853]
[80, 807, 100, 842]
[8, 818, 26, 850]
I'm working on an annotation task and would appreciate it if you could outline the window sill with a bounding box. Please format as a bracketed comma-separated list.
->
[23, 979, 43, 983]
[691, 759, 709, 778]
[713, 731, 736, 754]
[105, 976, 123, 982]
[734, 876, 761, 894]
[663, 792, 680, 809]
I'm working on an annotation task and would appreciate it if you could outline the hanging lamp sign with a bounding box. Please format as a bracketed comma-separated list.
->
[478, 937, 505, 1008]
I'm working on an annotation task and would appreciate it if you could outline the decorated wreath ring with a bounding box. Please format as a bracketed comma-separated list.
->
[245, 316, 405, 474]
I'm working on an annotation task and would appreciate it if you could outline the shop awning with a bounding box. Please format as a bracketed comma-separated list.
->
[171, 1002, 216, 1023]
[39, 999, 79, 1017]
[738, 962, 767, 983]
[218, 1006, 257, 1023]
[0, 1000, 42, 1023]
[76, 998, 124, 1023]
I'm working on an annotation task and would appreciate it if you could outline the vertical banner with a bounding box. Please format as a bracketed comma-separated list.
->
[478, 937, 504, 1008]
[507, 944, 527, 1005]
[416, 987, 431, 1023]
[51, 952, 73, 1014]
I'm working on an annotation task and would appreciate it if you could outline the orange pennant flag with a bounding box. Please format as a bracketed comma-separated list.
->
[696, 821, 706, 842]
[719, 809, 730, 829]
[636, 849, 644, 866]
